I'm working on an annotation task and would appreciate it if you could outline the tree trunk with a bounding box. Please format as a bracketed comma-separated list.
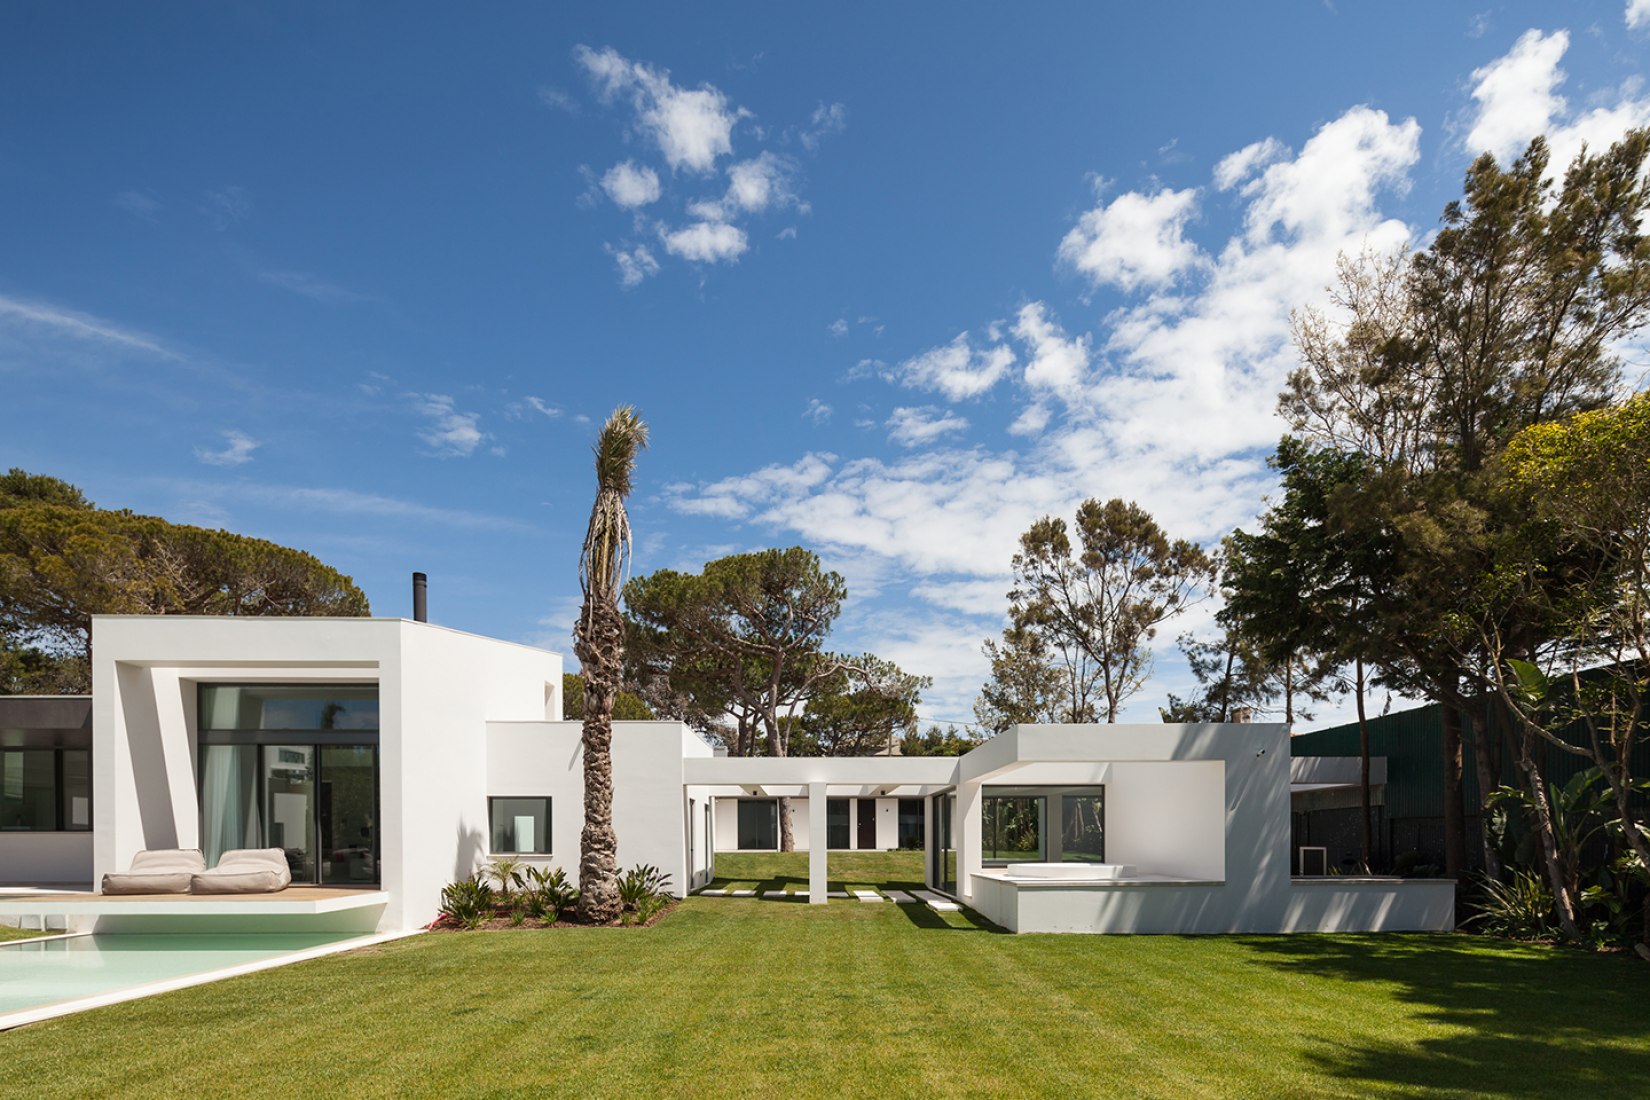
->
[1466, 707, 1505, 881]
[1356, 656, 1372, 871]
[1284, 659, 1294, 727]
[1513, 727, 1582, 941]
[1439, 703, 1469, 885]
[574, 599, 623, 924]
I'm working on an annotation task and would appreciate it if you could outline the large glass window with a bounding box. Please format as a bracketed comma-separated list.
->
[1062, 793, 1105, 862]
[197, 686, 380, 886]
[898, 798, 925, 848]
[490, 797, 551, 855]
[0, 749, 91, 832]
[826, 798, 851, 849]
[199, 684, 379, 731]
[737, 800, 778, 850]
[983, 795, 1045, 862]
[934, 794, 956, 895]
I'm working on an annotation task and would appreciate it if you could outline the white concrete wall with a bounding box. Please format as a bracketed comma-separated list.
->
[91, 615, 564, 932]
[1104, 761, 1225, 880]
[1282, 879, 1456, 932]
[485, 720, 707, 897]
[0, 832, 94, 886]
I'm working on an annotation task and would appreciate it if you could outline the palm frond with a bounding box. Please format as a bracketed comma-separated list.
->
[579, 406, 649, 606]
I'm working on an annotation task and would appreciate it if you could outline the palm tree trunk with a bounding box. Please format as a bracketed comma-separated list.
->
[575, 598, 623, 923]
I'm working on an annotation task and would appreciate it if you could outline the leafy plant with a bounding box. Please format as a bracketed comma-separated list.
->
[1469, 870, 1558, 940]
[525, 865, 579, 917]
[483, 856, 526, 898]
[616, 863, 673, 917]
[440, 876, 496, 931]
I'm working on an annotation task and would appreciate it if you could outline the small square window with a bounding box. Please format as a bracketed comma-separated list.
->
[489, 797, 551, 855]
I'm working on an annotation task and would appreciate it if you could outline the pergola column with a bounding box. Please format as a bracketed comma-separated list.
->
[808, 781, 828, 904]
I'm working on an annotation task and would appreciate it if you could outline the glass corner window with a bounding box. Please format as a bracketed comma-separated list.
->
[490, 797, 551, 855]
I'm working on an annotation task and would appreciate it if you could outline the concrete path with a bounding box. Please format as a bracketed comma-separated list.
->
[912, 890, 960, 912]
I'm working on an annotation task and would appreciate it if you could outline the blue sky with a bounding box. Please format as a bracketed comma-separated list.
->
[4, 3, 1649, 729]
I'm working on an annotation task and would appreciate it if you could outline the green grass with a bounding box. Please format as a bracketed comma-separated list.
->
[710, 849, 929, 893]
[4, 860, 1647, 1098]
[0, 925, 44, 943]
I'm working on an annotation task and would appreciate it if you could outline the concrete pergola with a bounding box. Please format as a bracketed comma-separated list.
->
[682, 755, 958, 903]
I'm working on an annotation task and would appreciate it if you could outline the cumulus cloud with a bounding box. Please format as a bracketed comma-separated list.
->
[724, 152, 794, 213]
[1464, 29, 1650, 171]
[804, 398, 833, 424]
[660, 220, 748, 263]
[601, 160, 662, 207]
[576, 45, 744, 173]
[891, 332, 1015, 401]
[1058, 185, 1204, 291]
[609, 244, 661, 286]
[1630, 0, 1650, 31]
[800, 101, 848, 151]
[195, 430, 259, 467]
[412, 394, 488, 457]
[887, 406, 969, 447]
[1213, 137, 1287, 191]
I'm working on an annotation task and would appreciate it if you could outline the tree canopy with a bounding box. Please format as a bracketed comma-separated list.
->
[0, 469, 369, 692]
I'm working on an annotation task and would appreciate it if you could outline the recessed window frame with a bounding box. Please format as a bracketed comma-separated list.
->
[489, 796, 552, 855]
[0, 747, 92, 833]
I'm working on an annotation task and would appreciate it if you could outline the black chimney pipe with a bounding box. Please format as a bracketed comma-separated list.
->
[412, 572, 427, 623]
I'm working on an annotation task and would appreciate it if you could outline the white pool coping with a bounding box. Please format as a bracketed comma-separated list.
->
[0, 890, 389, 919]
[0, 928, 419, 1031]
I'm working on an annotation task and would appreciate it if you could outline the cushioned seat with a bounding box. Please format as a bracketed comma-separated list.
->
[101, 849, 206, 895]
[191, 848, 292, 895]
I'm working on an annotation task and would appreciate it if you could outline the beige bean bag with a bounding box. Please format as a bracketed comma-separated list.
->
[101, 849, 206, 895]
[191, 848, 293, 894]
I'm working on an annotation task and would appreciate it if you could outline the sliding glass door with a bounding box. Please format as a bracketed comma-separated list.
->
[198, 684, 380, 886]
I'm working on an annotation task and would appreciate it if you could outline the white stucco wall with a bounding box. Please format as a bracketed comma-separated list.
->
[485, 720, 712, 898]
[91, 615, 563, 932]
[1104, 761, 1226, 880]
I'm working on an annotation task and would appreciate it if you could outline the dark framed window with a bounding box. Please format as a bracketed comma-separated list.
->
[736, 800, 778, 850]
[199, 684, 379, 732]
[490, 797, 551, 855]
[982, 795, 1045, 862]
[0, 748, 91, 832]
[1061, 792, 1105, 862]
[826, 798, 851, 849]
[898, 798, 925, 848]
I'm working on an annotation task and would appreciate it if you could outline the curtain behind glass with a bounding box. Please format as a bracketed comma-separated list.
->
[202, 745, 258, 865]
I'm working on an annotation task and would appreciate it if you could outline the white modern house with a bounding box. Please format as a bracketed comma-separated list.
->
[0, 613, 1453, 936]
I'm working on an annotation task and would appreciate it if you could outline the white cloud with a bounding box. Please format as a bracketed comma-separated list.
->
[538, 87, 577, 113]
[575, 45, 744, 173]
[666, 103, 1425, 723]
[411, 394, 488, 457]
[195, 430, 259, 467]
[257, 268, 373, 304]
[609, 244, 661, 286]
[804, 398, 832, 424]
[1213, 137, 1287, 191]
[800, 101, 848, 151]
[1465, 29, 1571, 161]
[601, 160, 662, 207]
[827, 318, 849, 337]
[1629, 0, 1650, 30]
[725, 152, 793, 213]
[201, 185, 251, 230]
[166, 479, 531, 532]
[892, 332, 1015, 401]
[114, 190, 161, 221]
[1464, 27, 1650, 178]
[887, 406, 969, 447]
[1058, 185, 1203, 291]
[0, 293, 179, 359]
[660, 220, 748, 263]
[509, 396, 562, 420]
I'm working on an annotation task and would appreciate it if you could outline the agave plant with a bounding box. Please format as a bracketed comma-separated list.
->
[616, 863, 673, 912]
[439, 876, 496, 931]
[526, 864, 579, 918]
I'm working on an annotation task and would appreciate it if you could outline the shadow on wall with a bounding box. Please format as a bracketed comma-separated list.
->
[454, 820, 487, 882]
[119, 664, 179, 851]
[1238, 934, 1650, 1096]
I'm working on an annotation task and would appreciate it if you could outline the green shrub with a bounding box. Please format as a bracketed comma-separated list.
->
[617, 864, 672, 913]
[483, 856, 526, 898]
[525, 865, 578, 918]
[1470, 870, 1558, 940]
[440, 876, 496, 930]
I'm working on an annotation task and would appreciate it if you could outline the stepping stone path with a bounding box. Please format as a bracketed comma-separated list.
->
[883, 890, 916, 903]
[730, 889, 757, 897]
[912, 890, 960, 912]
[827, 891, 849, 898]
[699, 888, 728, 896]
[851, 890, 884, 902]
[761, 890, 790, 899]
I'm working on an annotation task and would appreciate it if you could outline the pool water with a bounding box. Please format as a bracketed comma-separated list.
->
[0, 933, 367, 1020]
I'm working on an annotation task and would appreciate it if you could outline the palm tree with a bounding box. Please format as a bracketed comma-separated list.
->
[574, 406, 648, 923]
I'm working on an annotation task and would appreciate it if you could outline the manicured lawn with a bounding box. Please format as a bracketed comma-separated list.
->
[709, 849, 929, 893]
[4, 868, 1647, 1098]
[0, 925, 43, 943]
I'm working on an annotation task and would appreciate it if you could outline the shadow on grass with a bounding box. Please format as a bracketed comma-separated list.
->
[1237, 933, 1650, 1098]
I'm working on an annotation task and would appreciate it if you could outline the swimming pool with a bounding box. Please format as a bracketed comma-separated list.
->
[0, 931, 396, 1029]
